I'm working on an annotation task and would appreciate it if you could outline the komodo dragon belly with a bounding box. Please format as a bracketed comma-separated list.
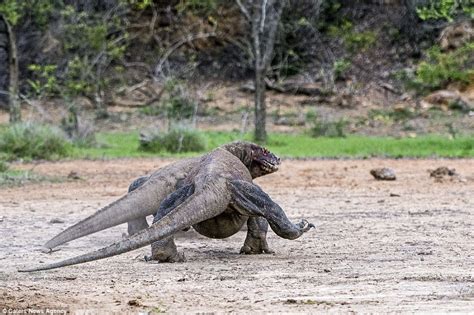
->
[192, 208, 247, 239]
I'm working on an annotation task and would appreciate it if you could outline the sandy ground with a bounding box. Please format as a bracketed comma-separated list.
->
[0, 158, 473, 313]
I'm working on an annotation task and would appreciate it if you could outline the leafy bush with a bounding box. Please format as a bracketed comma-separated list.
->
[333, 59, 351, 80]
[307, 113, 348, 138]
[142, 80, 197, 123]
[415, 43, 474, 90]
[0, 123, 70, 160]
[327, 19, 377, 52]
[396, 42, 474, 93]
[0, 160, 8, 173]
[416, 0, 473, 21]
[139, 128, 206, 153]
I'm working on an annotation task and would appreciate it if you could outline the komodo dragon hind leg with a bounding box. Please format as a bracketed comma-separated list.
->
[145, 183, 195, 263]
[229, 180, 315, 240]
[240, 217, 275, 254]
[127, 176, 151, 236]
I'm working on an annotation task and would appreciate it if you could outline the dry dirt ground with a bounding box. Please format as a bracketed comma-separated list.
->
[0, 158, 473, 313]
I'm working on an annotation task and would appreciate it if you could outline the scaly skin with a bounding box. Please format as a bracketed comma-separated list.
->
[19, 142, 314, 272]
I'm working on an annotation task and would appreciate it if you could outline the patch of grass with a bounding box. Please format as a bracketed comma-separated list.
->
[368, 108, 418, 123]
[0, 123, 71, 161]
[71, 131, 474, 159]
[306, 111, 348, 138]
[0, 169, 62, 187]
[309, 118, 348, 138]
[139, 128, 207, 153]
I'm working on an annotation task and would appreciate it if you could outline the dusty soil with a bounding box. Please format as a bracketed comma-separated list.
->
[1, 158, 473, 313]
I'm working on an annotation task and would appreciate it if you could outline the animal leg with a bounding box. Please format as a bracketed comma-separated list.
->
[240, 217, 274, 254]
[126, 176, 151, 235]
[145, 183, 195, 263]
[230, 180, 314, 240]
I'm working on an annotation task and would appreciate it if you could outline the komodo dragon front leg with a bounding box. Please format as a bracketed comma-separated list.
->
[229, 180, 314, 240]
[240, 217, 274, 254]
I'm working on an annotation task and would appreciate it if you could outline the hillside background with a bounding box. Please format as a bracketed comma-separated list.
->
[0, 0, 473, 144]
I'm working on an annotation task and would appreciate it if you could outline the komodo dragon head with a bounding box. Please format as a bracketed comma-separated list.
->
[221, 141, 280, 178]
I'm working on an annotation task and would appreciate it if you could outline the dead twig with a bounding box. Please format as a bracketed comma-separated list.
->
[153, 32, 217, 79]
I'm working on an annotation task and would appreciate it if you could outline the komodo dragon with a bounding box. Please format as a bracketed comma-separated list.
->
[19, 141, 314, 272]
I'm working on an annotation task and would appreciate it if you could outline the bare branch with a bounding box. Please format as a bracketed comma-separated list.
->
[153, 32, 217, 79]
[236, 0, 251, 21]
[260, 0, 268, 34]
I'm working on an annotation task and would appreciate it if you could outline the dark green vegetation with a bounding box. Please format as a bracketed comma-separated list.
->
[0, 123, 70, 161]
[139, 128, 207, 153]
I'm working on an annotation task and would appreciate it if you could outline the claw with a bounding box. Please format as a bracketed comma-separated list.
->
[296, 219, 315, 233]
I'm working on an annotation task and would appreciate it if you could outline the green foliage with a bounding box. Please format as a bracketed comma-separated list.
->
[142, 80, 197, 124]
[0, 123, 70, 160]
[58, 5, 128, 98]
[0, 0, 23, 25]
[0, 159, 8, 173]
[139, 128, 207, 153]
[415, 43, 474, 90]
[327, 19, 376, 52]
[164, 80, 197, 121]
[176, 0, 219, 14]
[345, 31, 377, 52]
[63, 56, 93, 97]
[307, 112, 348, 138]
[368, 108, 417, 122]
[128, 0, 153, 10]
[27, 64, 59, 98]
[0, 0, 56, 27]
[398, 42, 474, 93]
[333, 59, 351, 79]
[417, 0, 473, 21]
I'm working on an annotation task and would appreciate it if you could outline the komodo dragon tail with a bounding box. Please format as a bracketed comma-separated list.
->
[19, 182, 229, 272]
[43, 176, 171, 250]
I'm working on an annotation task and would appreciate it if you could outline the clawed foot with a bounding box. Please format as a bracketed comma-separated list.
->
[297, 219, 315, 233]
[240, 244, 275, 255]
[145, 251, 186, 263]
[240, 235, 274, 255]
[40, 247, 60, 254]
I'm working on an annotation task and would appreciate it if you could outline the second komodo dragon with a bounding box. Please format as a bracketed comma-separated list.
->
[19, 141, 314, 272]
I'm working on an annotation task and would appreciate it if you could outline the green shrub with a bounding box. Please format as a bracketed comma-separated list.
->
[0, 160, 8, 173]
[395, 42, 474, 94]
[415, 43, 474, 90]
[308, 114, 348, 138]
[0, 123, 70, 160]
[327, 19, 377, 52]
[333, 59, 351, 80]
[139, 128, 207, 153]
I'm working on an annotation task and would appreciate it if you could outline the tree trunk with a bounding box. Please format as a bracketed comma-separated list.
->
[0, 16, 9, 110]
[1, 15, 21, 123]
[254, 65, 267, 143]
